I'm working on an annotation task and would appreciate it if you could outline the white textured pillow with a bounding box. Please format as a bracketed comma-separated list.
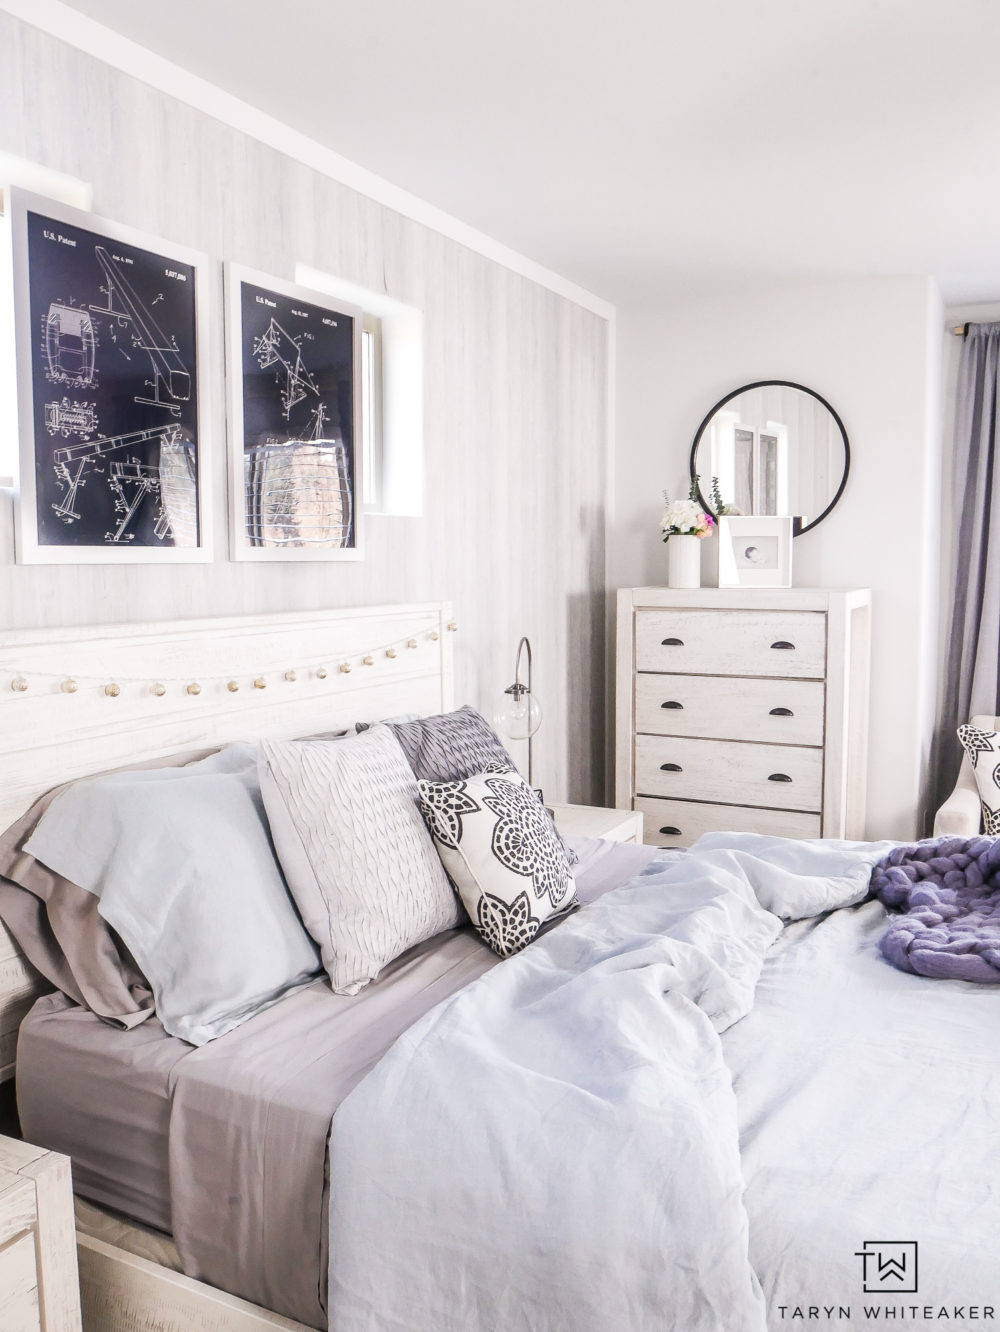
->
[958, 723, 1000, 834]
[418, 767, 577, 958]
[259, 726, 461, 995]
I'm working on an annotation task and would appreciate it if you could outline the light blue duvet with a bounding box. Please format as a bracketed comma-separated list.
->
[327, 834, 896, 1331]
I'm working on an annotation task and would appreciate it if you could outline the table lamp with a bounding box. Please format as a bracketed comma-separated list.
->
[492, 636, 542, 788]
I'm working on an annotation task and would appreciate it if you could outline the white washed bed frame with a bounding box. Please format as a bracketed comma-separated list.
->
[0, 602, 455, 1332]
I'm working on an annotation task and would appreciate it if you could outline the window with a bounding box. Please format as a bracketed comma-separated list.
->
[361, 315, 383, 509]
[296, 265, 423, 517]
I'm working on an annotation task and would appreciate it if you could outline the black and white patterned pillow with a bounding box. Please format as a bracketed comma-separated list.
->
[418, 767, 577, 958]
[958, 724, 1000, 835]
[394, 705, 578, 867]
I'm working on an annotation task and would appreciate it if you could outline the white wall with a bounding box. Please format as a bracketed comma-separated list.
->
[0, 13, 612, 804]
[610, 276, 944, 840]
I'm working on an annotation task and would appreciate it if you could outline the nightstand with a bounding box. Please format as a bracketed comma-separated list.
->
[549, 803, 644, 845]
[0, 1136, 81, 1330]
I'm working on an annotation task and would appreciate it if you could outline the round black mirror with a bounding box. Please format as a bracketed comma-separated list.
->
[689, 381, 850, 536]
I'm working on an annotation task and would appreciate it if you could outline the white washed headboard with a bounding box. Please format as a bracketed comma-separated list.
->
[0, 601, 455, 1078]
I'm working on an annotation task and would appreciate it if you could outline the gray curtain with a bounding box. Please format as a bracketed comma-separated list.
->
[928, 322, 1000, 828]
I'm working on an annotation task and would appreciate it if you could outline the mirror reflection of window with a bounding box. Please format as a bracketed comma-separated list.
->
[733, 426, 754, 514]
[705, 409, 734, 506]
[757, 431, 777, 513]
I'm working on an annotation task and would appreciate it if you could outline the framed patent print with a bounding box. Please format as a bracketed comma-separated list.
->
[225, 264, 362, 561]
[9, 189, 212, 563]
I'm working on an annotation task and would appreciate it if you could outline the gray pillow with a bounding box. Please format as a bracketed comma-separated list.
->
[23, 744, 321, 1046]
[259, 726, 461, 995]
[390, 706, 515, 782]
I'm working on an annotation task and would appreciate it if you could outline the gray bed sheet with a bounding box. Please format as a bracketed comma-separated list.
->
[17, 995, 186, 1231]
[15, 834, 657, 1326]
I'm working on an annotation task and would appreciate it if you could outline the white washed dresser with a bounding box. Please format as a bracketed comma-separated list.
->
[615, 588, 871, 848]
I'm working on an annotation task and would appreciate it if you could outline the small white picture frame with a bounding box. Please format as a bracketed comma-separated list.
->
[718, 515, 793, 588]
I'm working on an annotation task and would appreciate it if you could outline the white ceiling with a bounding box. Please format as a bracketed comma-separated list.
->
[57, 0, 1000, 307]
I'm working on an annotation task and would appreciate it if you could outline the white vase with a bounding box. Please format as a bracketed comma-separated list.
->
[667, 534, 701, 589]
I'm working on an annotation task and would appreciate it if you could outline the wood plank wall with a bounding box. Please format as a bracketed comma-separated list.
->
[0, 15, 611, 803]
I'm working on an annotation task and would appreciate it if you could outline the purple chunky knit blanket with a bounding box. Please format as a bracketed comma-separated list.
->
[870, 836, 1000, 982]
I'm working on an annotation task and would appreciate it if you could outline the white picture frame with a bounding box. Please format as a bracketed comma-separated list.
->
[9, 188, 212, 564]
[224, 263, 363, 561]
[717, 515, 793, 588]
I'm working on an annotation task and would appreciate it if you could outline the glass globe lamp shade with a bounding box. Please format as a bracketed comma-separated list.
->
[492, 689, 542, 742]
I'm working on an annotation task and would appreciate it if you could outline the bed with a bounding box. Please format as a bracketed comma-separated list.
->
[0, 602, 459, 1331]
[2, 605, 999, 1332]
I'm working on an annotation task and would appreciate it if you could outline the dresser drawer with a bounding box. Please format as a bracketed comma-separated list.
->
[635, 734, 823, 812]
[636, 797, 822, 849]
[635, 609, 826, 678]
[635, 674, 825, 746]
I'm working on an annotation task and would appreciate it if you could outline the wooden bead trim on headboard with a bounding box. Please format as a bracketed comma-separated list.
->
[2, 621, 459, 700]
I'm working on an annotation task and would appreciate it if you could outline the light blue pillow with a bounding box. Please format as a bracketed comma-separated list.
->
[23, 744, 321, 1045]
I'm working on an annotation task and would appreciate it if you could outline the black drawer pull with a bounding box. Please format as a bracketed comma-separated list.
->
[659, 826, 682, 836]
[768, 773, 792, 783]
[660, 700, 684, 710]
[769, 707, 794, 717]
[770, 640, 795, 650]
[661, 637, 684, 646]
[659, 762, 683, 772]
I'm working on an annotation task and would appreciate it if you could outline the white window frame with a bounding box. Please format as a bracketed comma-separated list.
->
[296, 264, 423, 517]
[361, 313, 383, 512]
